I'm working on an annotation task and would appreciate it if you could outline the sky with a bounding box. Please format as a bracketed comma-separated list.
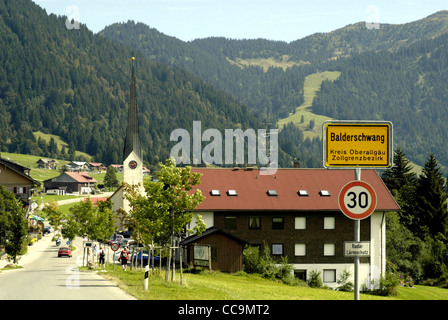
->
[31, 0, 448, 42]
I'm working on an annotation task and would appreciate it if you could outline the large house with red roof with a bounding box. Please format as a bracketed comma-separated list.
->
[186, 167, 400, 289]
[43, 172, 97, 195]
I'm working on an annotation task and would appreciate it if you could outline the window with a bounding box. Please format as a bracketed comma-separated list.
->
[295, 217, 306, 229]
[272, 217, 284, 230]
[324, 244, 335, 256]
[272, 244, 283, 256]
[319, 190, 330, 196]
[267, 190, 278, 196]
[249, 216, 261, 229]
[324, 217, 335, 229]
[295, 244, 306, 256]
[210, 190, 220, 196]
[323, 269, 336, 283]
[227, 190, 237, 196]
[224, 217, 237, 230]
[294, 270, 307, 281]
[298, 190, 308, 196]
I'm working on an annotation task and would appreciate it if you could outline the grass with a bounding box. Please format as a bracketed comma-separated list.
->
[277, 71, 341, 140]
[33, 131, 92, 161]
[97, 267, 448, 300]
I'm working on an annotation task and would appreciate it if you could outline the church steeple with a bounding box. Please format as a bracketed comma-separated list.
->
[123, 57, 142, 162]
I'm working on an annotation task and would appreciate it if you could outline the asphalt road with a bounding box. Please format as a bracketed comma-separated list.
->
[0, 234, 135, 300]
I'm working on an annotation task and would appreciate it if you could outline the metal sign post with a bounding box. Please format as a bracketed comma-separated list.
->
[338, 168, 376, 300]
[354, 168, 361, 301]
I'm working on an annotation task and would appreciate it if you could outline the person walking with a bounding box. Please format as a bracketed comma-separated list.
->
[98, 246, 106, 269]
[119, 246, 129, 271]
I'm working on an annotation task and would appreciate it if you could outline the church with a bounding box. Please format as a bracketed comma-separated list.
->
[109, 57, 145, 227]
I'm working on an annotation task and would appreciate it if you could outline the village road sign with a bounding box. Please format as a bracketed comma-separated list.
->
[339, 180, 377, 220]
[344, 241, 370, 257]
[111, 242, 120, 252]
[323, 120, 393, 168]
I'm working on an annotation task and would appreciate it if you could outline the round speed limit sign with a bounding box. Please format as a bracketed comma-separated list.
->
[111, 242, 120, 252]
[338, 180, 377, 220]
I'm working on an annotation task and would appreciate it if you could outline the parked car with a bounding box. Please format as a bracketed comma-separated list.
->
[107, 234, 124, 245]
[43, 226, 53, 234]
[132, 251, 161, 267]
[58, 247, 72, 257]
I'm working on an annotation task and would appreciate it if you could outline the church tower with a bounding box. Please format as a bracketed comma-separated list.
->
[122, 57, 144, 190]
[110, 57, 145, 226]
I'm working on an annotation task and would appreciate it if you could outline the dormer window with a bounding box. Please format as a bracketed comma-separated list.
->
[298, 190, 308, 196]
[210, 190, 220, 196]
[319, 190, 330, 196]
[227, 190, 237, 196]
[267, 190, 278, 196]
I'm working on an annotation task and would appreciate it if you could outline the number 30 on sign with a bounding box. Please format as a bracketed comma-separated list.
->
[338, 180, 377, 220]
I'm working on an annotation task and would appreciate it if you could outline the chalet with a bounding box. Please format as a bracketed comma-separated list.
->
[44, 172, 97, 195]
[188, 168, 400, 289]
[0, 158, 40, 212]
[36, 158, 59, 170]
[66, 161, 88, 172]
[110, 164, 123, 172]
[87, 162, 104, 173]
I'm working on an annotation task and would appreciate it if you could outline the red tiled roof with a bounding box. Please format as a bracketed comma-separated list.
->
[191, 168, 400, 212]
[65, 172, 97, 183]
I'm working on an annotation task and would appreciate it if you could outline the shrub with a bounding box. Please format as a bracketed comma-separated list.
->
[370, 271, 400, 296]
[337, 269, 353, 292]
[307, 270, 323, 288]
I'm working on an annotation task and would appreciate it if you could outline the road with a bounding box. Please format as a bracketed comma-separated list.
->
[0, 233, 135, 300]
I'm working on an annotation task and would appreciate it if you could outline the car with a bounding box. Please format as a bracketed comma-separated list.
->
[107, 234, 124, 245]
[132, 251, 161, 267]
[58, 247, 72, 257]
[43, 226, 53, 234]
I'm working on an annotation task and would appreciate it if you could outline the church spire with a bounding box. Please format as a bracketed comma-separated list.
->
[123, 57, 142, 162]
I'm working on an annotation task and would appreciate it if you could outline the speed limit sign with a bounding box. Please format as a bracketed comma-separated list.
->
[111, 242, 120, 252]
[338, 180, 377, 220]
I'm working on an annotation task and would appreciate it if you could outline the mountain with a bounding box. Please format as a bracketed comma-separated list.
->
[100, 11, 448, 170]
[2, 0, 312, 170]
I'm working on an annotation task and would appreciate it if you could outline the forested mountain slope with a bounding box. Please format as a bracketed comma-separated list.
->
[100, 11, 448, 169]
[1, 0, 299, 169]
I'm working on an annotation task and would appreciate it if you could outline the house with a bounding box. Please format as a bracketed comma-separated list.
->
[188, 167, 400, 289]
[66, 161, 88, 172]
[0, 158, 41, 212]
[44, 172, 97, 195]
[110, 164, 123, 172]
[36, 158, 59, 170]
[87, 162, 105, 173]
[182, 227, 248, 273]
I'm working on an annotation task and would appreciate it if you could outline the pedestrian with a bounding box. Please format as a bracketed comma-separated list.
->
[119, 246, 129, 271]
[98, 246, 106, 269]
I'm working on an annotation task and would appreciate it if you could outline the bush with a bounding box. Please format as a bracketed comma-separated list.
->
[337, 269, 353, 292]
[243, 244, 296, 285]
[370, 272, 400, 296]
[307, 270, 323, 288]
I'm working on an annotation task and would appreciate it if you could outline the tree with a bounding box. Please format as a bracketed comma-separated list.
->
[0, 186, 28, 264]
[125, 157, 206, 282]
[68, 198, 115, 243]
[382, 148, 418, 229]
[42, 200, 62, 234]
[415, 153, 448, 238]
[104, 166, 119, 190]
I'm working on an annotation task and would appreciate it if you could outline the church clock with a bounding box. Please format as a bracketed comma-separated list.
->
[128, 160, 138, 169]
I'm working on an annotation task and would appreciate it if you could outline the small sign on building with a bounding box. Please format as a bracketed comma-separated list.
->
[344, 241, 370, 257]
[193, 244, 210, 267]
